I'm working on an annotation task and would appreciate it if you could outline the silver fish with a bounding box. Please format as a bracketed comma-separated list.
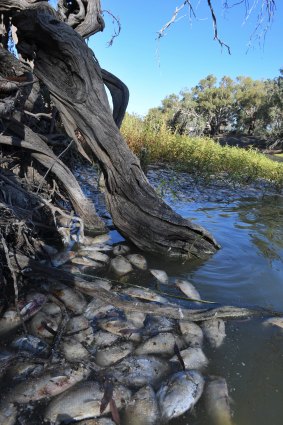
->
[75, 419, 115, 425]
[201, 319, 226, 348]
[144, 316, 175, 334]
[135, 332, 184, 356]
[110, 255, 133, 276]
[62, 338, 90, 362]
[84, 299, 115, 320]
[71, 256, 104, 268]
[123, 385, 159, 425]
[149, 269, 169, 284]
[65, 315, 94, 345]
[95, 341, 134, 367]
[125, 311, 146, 328]
[175, 279, 201, 302]
[75, 279, 112, 296]
[29, 302, 62, 341]
[263, 317, 283, 330]
[48, 282, 87, 314]
[157, 370, 204, 422]
[6, 365, 90, 403]
[113, 244, 131, 255]
[205, 376, 234, 425]
[44, 381, 131, 424]
[82, 234, 110, 246]
[109, 355, 171, 388]
[122, 287, 168, 304]
[90, 330, 119, 349]
[126, 254, 147, 270]
[178, 321, 204, 347]
[98, 318, 142, 342]
[170, 346, 208, 370]
[78, 251, 110, 264]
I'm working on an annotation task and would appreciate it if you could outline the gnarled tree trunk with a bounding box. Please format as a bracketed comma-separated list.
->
[1, 0, 220, 259]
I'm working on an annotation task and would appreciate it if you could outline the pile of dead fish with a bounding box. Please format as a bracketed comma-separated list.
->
[0, 233, 281, 425]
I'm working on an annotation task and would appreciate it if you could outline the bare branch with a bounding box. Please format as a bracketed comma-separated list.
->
[206, 0, 231, 54]
[102, 9, 121, 47]
[157, 1, 196, 40]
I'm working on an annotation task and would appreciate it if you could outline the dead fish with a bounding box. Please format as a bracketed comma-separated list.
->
[65, 315, 94, 345]
[263, 317, 283, 330]
[110, 255, 133, 276]
[62, 338, 90, 362]
[205, 376, 234, 425]
[175, 279, 201, 302]
[0, 402, 17, 425]
[50, 250, 76, 267]
[123, 385, 159, 425]
[113, 244, 131, 255]
[75, 419, 115, 425]
[143, 316, 176, 335]
[157, 370, 204, 422]
[149, 269, 169, 285]
[122, 287, 168, 304]
[82, 234, 110, 246]
[170, 346, 208, 370]
[98, 318, 141, 342]
[84, 299, 115, 320]
[95, 341, 134, 367]
[201, 319, 226, 348]
[59, 264, 82, 274]
[71, 256, 104, 268]
[79, 244, 113, 252]
[6, 364, 90, 403]
[126, 254, 147, 270]
[125, 311, 146, 328]
[90, 330, 119, 349]
[109, 355, 171, 388]
[178, 321, 204, 347]
[135, 332, 184, 356]
[78, 251, 110, 264]
[29, 302, 62, 341]
[48, 282, 87, 314]
[11, 335, 50, 357]
[44, 381, 131, 424]
[74, 279, 112, 296]
[0, 293, 46, 336]
[7, 361, 44, 382]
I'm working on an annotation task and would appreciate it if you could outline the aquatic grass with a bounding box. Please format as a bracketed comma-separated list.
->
[121, 114, 283, 188]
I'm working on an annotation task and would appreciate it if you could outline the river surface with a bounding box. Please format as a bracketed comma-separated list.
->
[76, 164, 283, 425]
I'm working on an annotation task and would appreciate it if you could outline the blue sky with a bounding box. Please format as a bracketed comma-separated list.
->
[51, 1, 283, 116]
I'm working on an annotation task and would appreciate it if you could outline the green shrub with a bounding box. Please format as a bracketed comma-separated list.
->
[121, 113, 283, 188]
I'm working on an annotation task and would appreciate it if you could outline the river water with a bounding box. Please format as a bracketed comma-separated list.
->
[148, 168, 283, 425]
[76, 164, 283, 425]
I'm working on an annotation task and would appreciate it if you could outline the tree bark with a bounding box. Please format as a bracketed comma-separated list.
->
[11, 6, 219, 259]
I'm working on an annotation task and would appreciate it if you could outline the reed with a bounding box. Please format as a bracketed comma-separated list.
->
[121, 113, 283, 188]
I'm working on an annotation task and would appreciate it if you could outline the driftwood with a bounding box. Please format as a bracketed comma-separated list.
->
[10, 6, 219, 259]
[0, 120, 105, 232]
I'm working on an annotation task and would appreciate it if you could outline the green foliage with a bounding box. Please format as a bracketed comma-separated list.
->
[145, 72, 283, 141]
[121, 113, 283, 188]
